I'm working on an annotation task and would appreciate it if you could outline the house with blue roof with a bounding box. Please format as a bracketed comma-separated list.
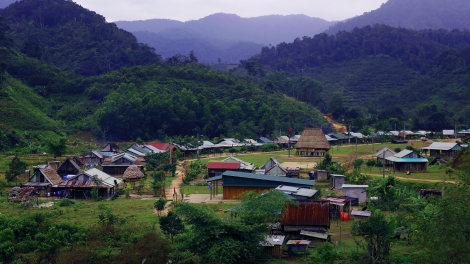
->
[386, 149, 428, 173]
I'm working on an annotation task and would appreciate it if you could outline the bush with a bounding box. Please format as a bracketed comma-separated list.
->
[58, 198, 75, 207]
[195, 181, 208, 186]
[309, 242, 340, 263]
[394, 148, 402, 153]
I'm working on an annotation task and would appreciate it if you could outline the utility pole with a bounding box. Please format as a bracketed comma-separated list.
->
[355, 137, 358, 161]
[197, 133, 200, 160]
[442, 175, 445, 199]
[372, 132, 374, 158]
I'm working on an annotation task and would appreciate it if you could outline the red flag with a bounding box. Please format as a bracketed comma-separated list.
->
[170, 157, 172, 164]
[411, 142, 414, 146]
[163, 170, 165, 176]
[273, 140, 275, 144]
[182, 174, 184, 182]
[232, 144, 233, 148]
[164, 192, 167, 200]
[211, 146, 213, 150]
[174, 187, 176, 194]
[289, 128, 291, 133]
[185, 166, 188, 172]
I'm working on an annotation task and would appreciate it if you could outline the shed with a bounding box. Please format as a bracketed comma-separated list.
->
[260, 236, 285, 259]
[300, 230, 329, 243]
[443, 130, 455, 137]
[342, 184, 368, 202]
[208, 171, 315, 199]
[286, 167, 301, 178]
[330, 174, 345, 190]
[123, 165, 145, 184]
[282, 200, 330, 233]
[56, 158, 80, 177]
[351, 210, 371, 220]
[326, 195, 351, 218]
[309, 170, 327, 181]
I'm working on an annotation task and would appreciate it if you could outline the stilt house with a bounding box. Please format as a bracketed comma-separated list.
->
[295, 128, 331, 157]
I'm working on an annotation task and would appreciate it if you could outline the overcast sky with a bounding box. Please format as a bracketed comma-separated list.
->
[74, 0, 385, 22]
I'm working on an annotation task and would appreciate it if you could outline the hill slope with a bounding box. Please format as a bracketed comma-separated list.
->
[326, 0, 470, 34]
[0, 0, 162, 76]
[249, 24, 470, 108]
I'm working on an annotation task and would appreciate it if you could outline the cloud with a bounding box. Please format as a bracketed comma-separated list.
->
[74, 0, 385, 22]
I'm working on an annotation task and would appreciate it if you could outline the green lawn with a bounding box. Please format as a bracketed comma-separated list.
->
[359, 164, 455, 181]
[182, 184, 219, 195]
[328, 141, 430, 157]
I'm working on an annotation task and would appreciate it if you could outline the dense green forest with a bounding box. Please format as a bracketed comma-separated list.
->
[132, 30, 263, 64]
[325, 0, 470, 35]
[247, 24, 470, 131]
[0, 0, 161, 76]
[0, 2, 329, 148]
[0, 0, 14, 9]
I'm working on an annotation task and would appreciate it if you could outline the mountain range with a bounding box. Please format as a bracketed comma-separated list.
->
[115, 13, 335, 64]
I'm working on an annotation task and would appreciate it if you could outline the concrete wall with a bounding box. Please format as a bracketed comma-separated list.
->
[332, 177, 345, 189]
[343, 187, 367, 202]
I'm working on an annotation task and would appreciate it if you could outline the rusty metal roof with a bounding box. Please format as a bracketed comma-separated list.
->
[58, 181, 112, 188]
[8, 187, 36, 196]
[282, 200, 330, 227]
[23, 182, 51, 187]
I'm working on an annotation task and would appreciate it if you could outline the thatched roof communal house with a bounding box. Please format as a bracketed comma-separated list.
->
[123, 165, 145, 185]
[295, 128, 331, 157]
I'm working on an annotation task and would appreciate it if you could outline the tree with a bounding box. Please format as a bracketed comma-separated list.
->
[91, 174, 104, 201]
[189, 50, 198, 63]
[159, 211, 184, 243]
[328, 92, 344, 119]
[46, 137, 68, 159]
[154, 198, 167, 216]
[352, 209, 396, 263]
[0, 179, 6, 196]
[5, 156, 28, 186]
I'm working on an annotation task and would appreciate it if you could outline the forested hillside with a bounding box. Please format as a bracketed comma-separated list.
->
[0, 0, 161, 76]
[133, 31, 263, 64]
[326, 0, 470, 34]
[246, 24, 470, 131]
[0, 3, 329, 145]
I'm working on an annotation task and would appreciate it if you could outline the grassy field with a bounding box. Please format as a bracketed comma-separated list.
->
[328, 141, 430, 157]
[359, 164, 450, 181]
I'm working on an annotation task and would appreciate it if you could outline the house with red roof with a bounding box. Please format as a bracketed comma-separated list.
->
[207, 161, 254, 178]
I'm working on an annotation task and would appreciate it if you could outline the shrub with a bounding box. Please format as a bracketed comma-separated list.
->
[394, 148, 402, 153]
[309, 242, 340, 263]
[58, 198, 75, 207]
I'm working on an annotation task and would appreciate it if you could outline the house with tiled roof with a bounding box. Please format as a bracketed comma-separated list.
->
[23, 168, 63, 195]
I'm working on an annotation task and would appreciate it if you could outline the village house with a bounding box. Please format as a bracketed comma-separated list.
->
[257, 137, 273, 144]
[342, 184, 368, 202]
[23, 168, 63, 196]
[386, 149, 428, 173]
[421, 142, 462, 158]
[376, 147, 396, 167]
[82, 151, 105, 165]
[207, 171, 315, 199]
[101, 153, 145, 176]
[123, 165, 145, 187]
[56, 158, 81, 177]
[101, 143, 120, 157]
[295, 128, 331, 157]
[59, 168, 122, 200]
[260, 157, 288, 177]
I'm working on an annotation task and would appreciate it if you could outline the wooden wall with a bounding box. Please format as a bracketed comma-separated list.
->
[223, 186, 273, 199]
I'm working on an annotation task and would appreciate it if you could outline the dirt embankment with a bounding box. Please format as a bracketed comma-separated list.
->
[324, 114, 347, 133]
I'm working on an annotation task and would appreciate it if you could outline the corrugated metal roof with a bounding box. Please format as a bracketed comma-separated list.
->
[91, 151, 104, 159]
[331, 174, 345, 177]
[300, 231, 328, 239]
[260, 236, 285, 246]
[421, 142, 460, 151]
[443, 130, 455, 135]
[221, 171, 315, 186]
[126, 148, 145, 156]
[394, 149, 414, 158]
[207, 162, 240, 170]
[147, 143, 170, 150]
[58, 180, 112, 188]
[282, 200, 329, 227]
[351, 210, 371, 217]
[395, 158, 428, 163]
[68, 168, 122, 187]
[23, 182, 51, 187]
[376, 147, 396, 157]
[9, 187, 36, 196]
[342, 184, 369, 188]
